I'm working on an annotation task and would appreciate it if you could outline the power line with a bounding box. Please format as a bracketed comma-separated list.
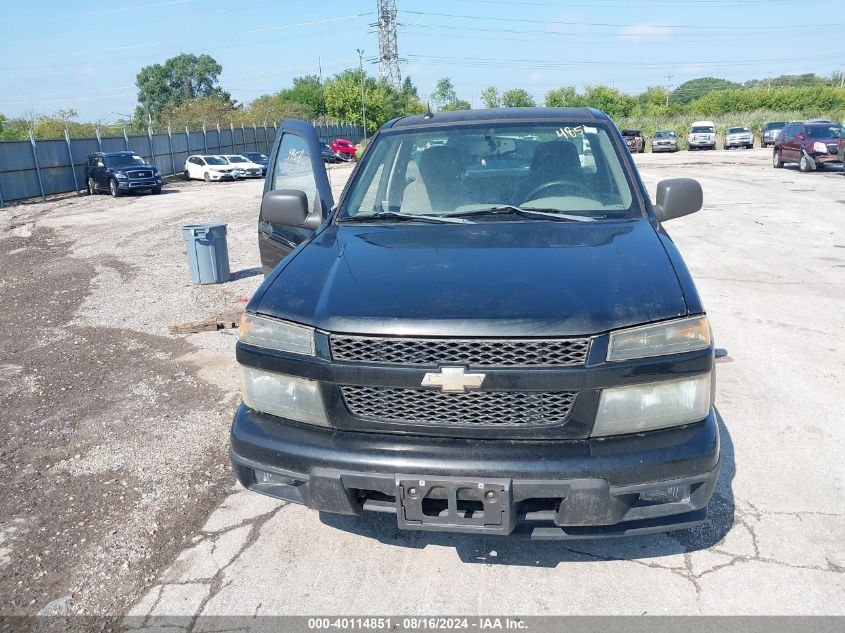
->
[402, 10, 843, 31]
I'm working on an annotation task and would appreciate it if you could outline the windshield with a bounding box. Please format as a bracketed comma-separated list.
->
[691, 126, 715, 134]
[204, 156, 228, 165]
[654, 131, 675, 138]
[764, 122, 786, 131]
[105, 154, 146, 167]
[245, 153, 267, 160]
[806, 125, 844, 139]
[225, 156, 249, 163]
[728, 127, 749, 134]
[339, 122, 637, 221]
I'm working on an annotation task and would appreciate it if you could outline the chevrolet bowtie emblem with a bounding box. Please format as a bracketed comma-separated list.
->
[421, 367, 486, 393]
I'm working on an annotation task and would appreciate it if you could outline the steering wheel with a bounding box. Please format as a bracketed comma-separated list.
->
[522, 179, 586, 203]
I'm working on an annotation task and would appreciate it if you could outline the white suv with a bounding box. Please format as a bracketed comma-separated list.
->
[688, 121, 716, 150]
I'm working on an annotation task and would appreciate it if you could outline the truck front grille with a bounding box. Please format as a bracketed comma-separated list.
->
[329, 335, 590, 367]
[340, 386, 577, 427]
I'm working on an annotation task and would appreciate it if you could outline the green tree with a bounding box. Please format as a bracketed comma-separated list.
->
[501, 88, 535, 108]
[278, 75, 326, 119]
[31, 109, 98, 139]
[384, 76, 427, 120]
[246, 95, 309, 125]
[580, 85, 635, 119]
[323, 69, 394, 133]
[480, 86, 500, 109]
[544, 86, 581, 108]
[0, 114, 29, 141]
[634, 85, 669, 116]
[744, 73, 832, 89]
[671, 77, 741, 106]
[135, 53, 231, 123]
[441, 99, 472, 112]
[162, 95, 244, 129]
[431, 77, 458, 110]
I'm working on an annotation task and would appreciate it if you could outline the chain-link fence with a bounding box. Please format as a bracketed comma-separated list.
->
[0, 122, 363, 205]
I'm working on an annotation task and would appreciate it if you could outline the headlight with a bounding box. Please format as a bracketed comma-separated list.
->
[239, 314, 315, 356]
[592, 373, 712, 437]
[608, 316, 711, 362]
[115, 172, 128, 180]
[813, 142, 828, 154]
[241, 366, 329, 427]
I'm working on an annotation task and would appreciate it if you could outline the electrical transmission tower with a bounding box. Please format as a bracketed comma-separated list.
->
[376, 0, 401, 89]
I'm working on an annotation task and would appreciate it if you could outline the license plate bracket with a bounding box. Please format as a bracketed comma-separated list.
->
[395, 475, 515, 534]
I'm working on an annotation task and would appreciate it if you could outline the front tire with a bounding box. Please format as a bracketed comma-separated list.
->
[152, 187, 162, 194]
[109, 179, 121, 197]
[87, 177, 96, 195]
[773, 150, 784, 168]
[799, 154, 815, 172]
[184, 169, 191, 180]
[204, 172, 211, 182]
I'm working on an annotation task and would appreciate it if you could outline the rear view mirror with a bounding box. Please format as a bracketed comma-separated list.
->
[260, 190, 320, 229]
[654, 178, 702, 222]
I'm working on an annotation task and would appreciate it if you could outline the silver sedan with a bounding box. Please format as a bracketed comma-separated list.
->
[652, 130, 678, 152]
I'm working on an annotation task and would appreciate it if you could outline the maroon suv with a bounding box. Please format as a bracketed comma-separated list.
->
[772, 121, 845, 172]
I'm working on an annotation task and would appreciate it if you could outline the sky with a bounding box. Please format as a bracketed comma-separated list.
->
[1, 0, 843, 123]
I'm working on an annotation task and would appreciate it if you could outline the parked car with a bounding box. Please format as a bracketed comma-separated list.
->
[688, 121, 716, 150]
[232, 109, 717, 539]
[184, 155, 240, 181]
[84, 151, 162, 197]
[330, 138, 357, 161]
[838, 137, 845, 166]
[220, 154, 265, 178]
[652, 130, 679, 153]
[320, 142, 339, 163]
[242, 152, 269, 173]
[724, 126, 754, 150]
[772, 121, 845, 171]
[761, 121, 787, 148]
[621, 129, 644, 153]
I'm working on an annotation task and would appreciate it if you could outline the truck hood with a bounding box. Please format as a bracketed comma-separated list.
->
[255, 219, 689, 337]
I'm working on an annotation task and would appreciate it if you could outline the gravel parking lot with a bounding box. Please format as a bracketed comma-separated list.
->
[1, 151, 843, 622]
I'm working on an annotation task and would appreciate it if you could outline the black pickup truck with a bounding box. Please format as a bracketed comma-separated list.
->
[84, 151, 162, 196]
[230, 108, 718, 539]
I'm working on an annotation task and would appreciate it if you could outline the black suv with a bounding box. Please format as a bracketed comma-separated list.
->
[84, 151, 162, 196]
[232, 109, 717, 539]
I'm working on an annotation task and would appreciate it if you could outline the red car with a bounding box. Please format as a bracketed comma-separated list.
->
[330, 138, 357, 161]
[772, 121, 844, 172]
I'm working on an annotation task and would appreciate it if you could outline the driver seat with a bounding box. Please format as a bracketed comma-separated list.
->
[522, 141, 584, 202]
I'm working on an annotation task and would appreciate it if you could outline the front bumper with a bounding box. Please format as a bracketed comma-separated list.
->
[209, 172, 237, 181]
[652, 143, 677, 152]
[688, 140, 715, 148]
[118, 178, 162, 190]
[811, 152, 842, 165]
[230, 405, 720, 538]
[725, 137, 752, 147]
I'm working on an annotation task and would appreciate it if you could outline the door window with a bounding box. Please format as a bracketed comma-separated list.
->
[271, 133, 318, 210]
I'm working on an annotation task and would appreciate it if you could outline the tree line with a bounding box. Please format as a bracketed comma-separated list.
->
[1, 54, 842, 142]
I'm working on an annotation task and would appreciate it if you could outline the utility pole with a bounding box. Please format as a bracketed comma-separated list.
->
[376, 0, 401, 89]
[665, 73, 674, 107]
[357, 48, 368, 140]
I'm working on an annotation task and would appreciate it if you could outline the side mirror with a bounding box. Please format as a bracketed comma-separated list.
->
[260, 189, 321, 229]
[654, 178, 702, 222]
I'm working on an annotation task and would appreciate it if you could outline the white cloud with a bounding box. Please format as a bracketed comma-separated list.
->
[620, 23, 675, 40]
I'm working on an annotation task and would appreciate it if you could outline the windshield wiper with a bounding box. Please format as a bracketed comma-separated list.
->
[337, 212, 470, 224]
[445, 205, 597, 222]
